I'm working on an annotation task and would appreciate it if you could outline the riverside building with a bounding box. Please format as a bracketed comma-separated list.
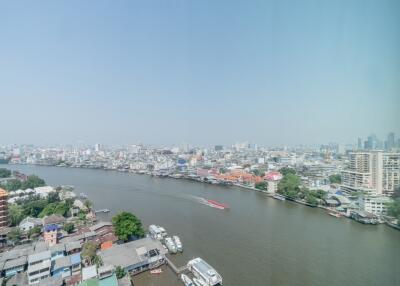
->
[341, 151, 400, 195]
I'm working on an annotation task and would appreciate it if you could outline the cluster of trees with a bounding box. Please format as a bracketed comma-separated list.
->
[329, 174, 342, 184]
[0, 168, 11, 178]
[277, 168, 326, 206]
[255, 181, 267, 190]
[0, 174, 46, 191]
[8, 193, 75, 226]
[112, 211, 145, 242]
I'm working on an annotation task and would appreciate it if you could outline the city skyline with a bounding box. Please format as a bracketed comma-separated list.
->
[1, 1, 399, 146]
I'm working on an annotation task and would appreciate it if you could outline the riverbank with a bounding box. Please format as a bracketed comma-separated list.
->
[2, 163, 400, 286]
[6, 163, 399, 231]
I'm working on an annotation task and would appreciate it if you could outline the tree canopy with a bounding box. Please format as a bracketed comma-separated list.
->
[112, 211, 145, 242]
[279, 167, 296, 176]
[0, 168, 11, 178]
[329, 174, 342, 184]
[277, 173, 301, 198]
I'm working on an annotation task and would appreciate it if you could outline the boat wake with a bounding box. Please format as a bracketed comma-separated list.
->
[189, 195, 230, 210]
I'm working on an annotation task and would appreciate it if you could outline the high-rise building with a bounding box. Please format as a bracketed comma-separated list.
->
[386, 132, 395, 150]
[341, 151, 400, 195]
[0, 188, 8, 228]
[357, 138, 362, 150]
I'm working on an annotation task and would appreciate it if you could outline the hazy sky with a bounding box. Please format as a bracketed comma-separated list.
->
[1, 0, 399, 147]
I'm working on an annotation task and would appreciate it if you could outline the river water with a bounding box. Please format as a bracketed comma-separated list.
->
[3, 164, 400, 286]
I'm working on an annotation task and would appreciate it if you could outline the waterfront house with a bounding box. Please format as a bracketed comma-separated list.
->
[99, 237, 166, 275]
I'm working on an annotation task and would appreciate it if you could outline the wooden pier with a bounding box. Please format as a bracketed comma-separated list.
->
[165, 256, 187, 274]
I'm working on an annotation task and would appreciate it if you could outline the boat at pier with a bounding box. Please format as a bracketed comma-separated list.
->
[328, 212, 341, 218]
[181, 274, 194, 286]
[165, 237, 177, 254]
[149, 225, 167, 240]
[173, 235, 183, 252]
[150, 268, 163, 274]
[187, 257, 222, 286]
[273, 194, 286, 201]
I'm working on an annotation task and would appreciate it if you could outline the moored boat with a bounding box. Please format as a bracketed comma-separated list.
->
[328, 212, 342, 218]
[187, 257, 222, 286]
[273, 194, 286, 201]
[150, 268, 163, 274]
[181, 274, 194, 286]
[165, 237, 177, 254]
[173, 235, 183, 252]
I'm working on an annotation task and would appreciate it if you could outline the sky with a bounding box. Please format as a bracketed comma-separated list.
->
[0, 0, 399, 147]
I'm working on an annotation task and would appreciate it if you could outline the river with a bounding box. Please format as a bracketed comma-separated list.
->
[2, 164, 400, 286]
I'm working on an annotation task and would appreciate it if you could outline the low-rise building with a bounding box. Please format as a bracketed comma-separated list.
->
[359, 195, 392, 217]
[19, 217, 43, 232]
[27, 250, 51, 284]
[99, 237, 166, 275]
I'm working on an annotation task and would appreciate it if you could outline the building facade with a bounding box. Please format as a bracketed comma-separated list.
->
[0, 188, 8, 228]
[341, 151, 400, 195]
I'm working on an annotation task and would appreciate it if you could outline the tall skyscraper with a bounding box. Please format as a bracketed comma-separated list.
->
[386, 132, 395, 150]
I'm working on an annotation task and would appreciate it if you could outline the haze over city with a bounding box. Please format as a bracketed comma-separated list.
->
[1, 1, 399, 146]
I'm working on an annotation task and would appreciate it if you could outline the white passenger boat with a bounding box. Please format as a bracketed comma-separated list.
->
[181, 274, 194, 286]
[149, 225, 168, 240]
[165, 237, 177, 254]
[173, 235, 183, 252]
[187, 258, 222, 286]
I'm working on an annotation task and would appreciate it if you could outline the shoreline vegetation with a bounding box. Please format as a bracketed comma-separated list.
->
[2, 164, 400, 232]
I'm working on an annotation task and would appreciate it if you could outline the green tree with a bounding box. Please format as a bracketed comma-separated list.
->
[28, 226, 42, 238]
[47, 192, 60, 203]
[255, 181, 267, 190]
[305, 194, 319, 206]
[329, 174, 342, 184]
[3, 179, 22, 191]
[279, 167, 296, 176]
[112, 211, 145, 242]
[7, 228, 22, 245]
[277, 173, 301, 198]
[116, 266, 126, 279]
[8, 204, 24, 226]
[21, 175, 46, 190]
[63, 222, 75, 234]
[22, 198, 48, 218]
[0, 168, 11, 178]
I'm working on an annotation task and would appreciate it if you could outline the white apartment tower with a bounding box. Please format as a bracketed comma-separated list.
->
[341, 151, 400, 195]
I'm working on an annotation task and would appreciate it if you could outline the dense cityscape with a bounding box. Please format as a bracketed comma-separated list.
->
[0, 131, 399, 286]
[2, 1, 399, 286]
